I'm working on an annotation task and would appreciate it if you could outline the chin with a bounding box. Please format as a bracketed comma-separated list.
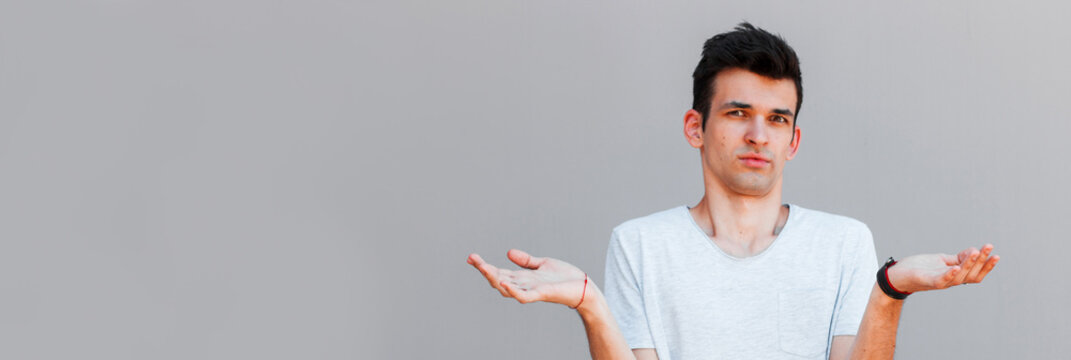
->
[727, 174, 775, 196]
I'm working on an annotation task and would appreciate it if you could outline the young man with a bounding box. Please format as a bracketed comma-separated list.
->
[467, 23, 999, 360]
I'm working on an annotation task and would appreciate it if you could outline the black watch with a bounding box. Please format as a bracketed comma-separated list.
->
[877, 257, 912, 300]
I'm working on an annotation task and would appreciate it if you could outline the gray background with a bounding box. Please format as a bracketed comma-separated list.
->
[0, 0, 1066, 359]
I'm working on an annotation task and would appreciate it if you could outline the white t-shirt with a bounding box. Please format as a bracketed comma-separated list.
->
[603, 204, 878, 360]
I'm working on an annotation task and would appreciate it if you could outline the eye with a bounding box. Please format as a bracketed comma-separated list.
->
[770, 115, 789, 123]
[728, 110, 746, 117]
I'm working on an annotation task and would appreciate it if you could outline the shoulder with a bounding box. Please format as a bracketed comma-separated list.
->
[789, 205, 877, 264]
[790, 204, 873, 239]
[610, 205, 690, 241]
[790, 206, 879, 270]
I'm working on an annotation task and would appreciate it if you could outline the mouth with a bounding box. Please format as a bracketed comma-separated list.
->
[738, 154, 771, 168]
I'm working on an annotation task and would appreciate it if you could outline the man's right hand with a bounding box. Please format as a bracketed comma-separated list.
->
[467, 249, 590, 308]
[468, 250, 649, 360]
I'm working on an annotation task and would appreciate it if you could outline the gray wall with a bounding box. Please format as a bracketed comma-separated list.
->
[0, 0, 1066, 359]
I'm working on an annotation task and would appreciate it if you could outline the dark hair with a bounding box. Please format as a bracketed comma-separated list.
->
[692, 22, 803, 130]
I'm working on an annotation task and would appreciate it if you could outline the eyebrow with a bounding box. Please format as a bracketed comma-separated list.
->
[719, 101, 794, 118]
[719, 101, 752, 110]
[772, 108, 795, 118]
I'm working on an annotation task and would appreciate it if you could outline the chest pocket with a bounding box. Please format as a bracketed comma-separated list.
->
[777, 288, 836, 358]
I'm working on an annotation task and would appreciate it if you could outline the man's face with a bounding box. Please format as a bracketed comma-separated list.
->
[684, 67, 801, 197]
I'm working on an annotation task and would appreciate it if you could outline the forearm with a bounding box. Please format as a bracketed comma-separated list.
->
[576, 285, 636, 360]
[848, 283, 904, 360]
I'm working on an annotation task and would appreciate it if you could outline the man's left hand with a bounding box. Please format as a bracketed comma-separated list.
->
[886, 244, 1000, 294]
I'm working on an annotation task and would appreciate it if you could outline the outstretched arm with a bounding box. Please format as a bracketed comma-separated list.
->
[831, 244, 1001, 360]
[467, 250, 644, 360]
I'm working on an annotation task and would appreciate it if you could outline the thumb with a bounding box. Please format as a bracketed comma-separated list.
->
[507, 249, 546, 269]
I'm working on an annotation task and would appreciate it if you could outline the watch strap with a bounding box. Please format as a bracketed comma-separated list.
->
[877, 257, 911, 300]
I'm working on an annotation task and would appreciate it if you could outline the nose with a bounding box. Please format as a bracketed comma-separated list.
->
[744, 115, 768, 147]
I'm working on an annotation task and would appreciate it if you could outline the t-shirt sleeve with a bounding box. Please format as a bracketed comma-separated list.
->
[832, 222, 879, 336]
[603, 228, 655, 349]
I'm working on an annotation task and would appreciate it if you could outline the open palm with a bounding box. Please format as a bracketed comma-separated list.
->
[890, 244, 1000, 294]
[467, 249, 589, 307]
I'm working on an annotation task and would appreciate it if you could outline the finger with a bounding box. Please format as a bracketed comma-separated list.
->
[475, 262, 510, 297]
[467, 253, 492, 280]
[468, 254, 498, 284]
[468, 253, 487, 267]
[935, 265, 961, 288]
[470, 255, 496, 278]
[494, 268, 517, 297]
[950, 249, 980, 285]
[469, 254, 521, 297]
[940, 253, 960, 266]
[957, 247, 978, 264]
[964, 245, 994, 282]
[501, 280, 540, 304]
[507, 249, 547, 270]
[972, 255, 1000, 282]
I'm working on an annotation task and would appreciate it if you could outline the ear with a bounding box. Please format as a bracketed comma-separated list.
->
[785, 126, 802, 160]
[684, 109, 704, 149]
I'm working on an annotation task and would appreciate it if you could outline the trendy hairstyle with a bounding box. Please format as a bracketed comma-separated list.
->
[692, 22, 803, 130]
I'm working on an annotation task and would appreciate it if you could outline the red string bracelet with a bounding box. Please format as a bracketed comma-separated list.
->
[571, 273, 588, 309]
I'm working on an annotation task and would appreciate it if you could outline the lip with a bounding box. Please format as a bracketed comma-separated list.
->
[738, 153, 770, 168]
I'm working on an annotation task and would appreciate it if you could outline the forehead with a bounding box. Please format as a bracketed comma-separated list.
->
[711, 68, 797, 110]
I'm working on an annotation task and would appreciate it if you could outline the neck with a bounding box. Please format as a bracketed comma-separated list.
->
[689, 181, 787, 246]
